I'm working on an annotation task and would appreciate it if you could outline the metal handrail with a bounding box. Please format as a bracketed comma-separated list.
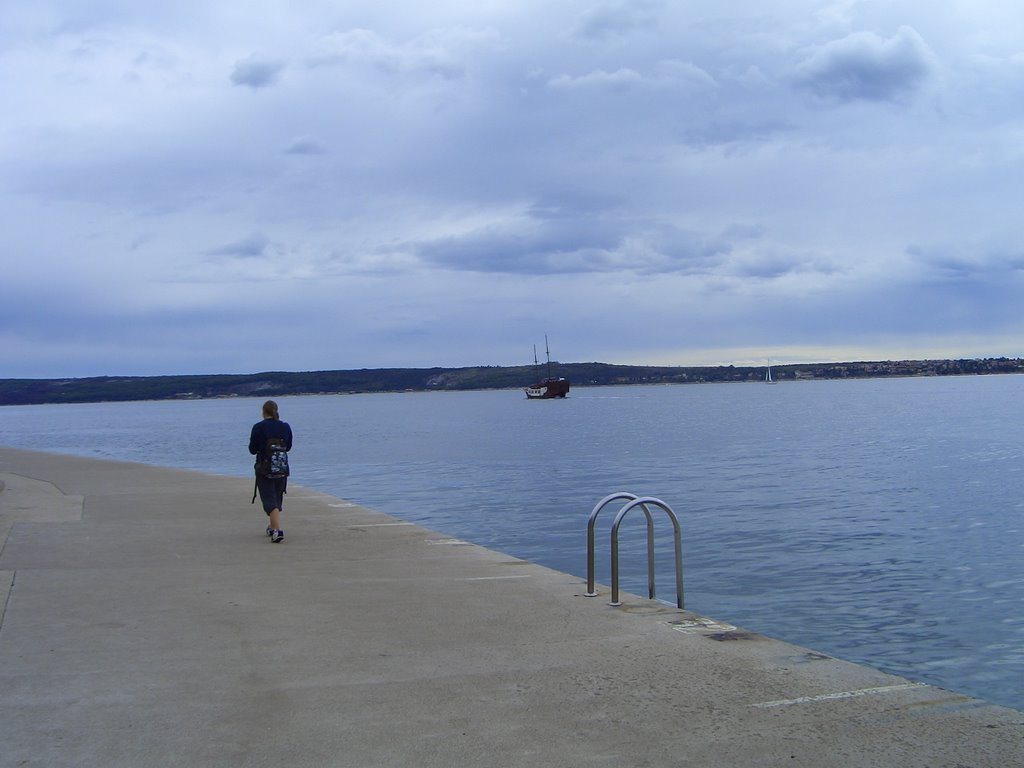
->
[585, 492, 655, 599]
[608, 496, 684, 609]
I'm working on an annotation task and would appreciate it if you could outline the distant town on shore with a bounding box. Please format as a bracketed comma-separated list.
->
[2, 357, 1022, 406]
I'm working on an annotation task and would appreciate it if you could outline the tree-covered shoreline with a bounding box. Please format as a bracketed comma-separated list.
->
[3, 358, 1022, 406]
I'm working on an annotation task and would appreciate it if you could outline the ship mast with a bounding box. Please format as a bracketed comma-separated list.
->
[545, 334, 552, 380]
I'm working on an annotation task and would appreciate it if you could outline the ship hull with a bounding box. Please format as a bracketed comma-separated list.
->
[525, 378, 570, 399]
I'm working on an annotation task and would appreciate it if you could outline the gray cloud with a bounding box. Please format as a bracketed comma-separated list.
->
[794, 26, 937, 103]
[207, 234, 271, 259]
[908, 244, 1024, 281]
[231, 56, 285, 88]
[285, 136, 327, 155]
[415, 214, 733, 276]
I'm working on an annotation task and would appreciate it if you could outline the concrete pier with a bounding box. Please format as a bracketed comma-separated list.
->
[1, 446, 1022, 767]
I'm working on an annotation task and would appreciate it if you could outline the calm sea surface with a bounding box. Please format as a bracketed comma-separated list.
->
[2, 376, 1023, 711]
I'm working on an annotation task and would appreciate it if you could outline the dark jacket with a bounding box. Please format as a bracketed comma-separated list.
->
[249, 418, 293, 471]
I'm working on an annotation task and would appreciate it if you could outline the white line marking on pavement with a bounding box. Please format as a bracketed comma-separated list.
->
[666, 618, 737, 634]
[752, 683, 927, 709]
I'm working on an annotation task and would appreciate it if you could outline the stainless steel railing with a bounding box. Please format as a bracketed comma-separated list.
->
[586, 492, 684, 609]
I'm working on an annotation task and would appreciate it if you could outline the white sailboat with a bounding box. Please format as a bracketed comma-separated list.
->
[765, 360, 776, 384]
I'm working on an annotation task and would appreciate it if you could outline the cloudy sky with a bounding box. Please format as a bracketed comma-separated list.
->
[3, 1, 1024, 378]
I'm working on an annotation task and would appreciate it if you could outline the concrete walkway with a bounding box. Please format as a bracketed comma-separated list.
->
[1, 446, 1021, 767]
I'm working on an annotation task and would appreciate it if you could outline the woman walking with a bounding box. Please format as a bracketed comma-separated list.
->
[249, 400, 293, 543]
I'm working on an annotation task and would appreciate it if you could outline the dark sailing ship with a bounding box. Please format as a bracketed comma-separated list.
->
[524, 336, 570, 399]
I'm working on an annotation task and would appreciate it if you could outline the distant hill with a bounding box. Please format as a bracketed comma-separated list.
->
[1, 358, 1022, 406]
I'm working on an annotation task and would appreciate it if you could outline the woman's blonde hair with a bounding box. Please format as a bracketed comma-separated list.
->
[262, 400, 280, 420]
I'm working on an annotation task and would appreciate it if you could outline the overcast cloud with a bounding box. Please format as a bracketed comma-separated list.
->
[3, 1, 1024, 377]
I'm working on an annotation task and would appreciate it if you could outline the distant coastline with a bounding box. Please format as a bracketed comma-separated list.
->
[2, 357, 1022, 406]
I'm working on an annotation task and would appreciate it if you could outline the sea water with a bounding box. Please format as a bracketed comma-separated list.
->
[2, 375, 1023, 711]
